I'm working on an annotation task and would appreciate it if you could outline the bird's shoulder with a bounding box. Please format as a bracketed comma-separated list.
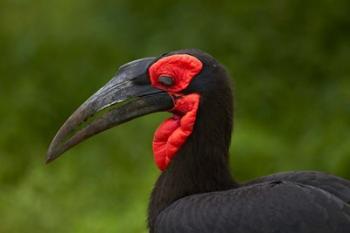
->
[245, 170, 350, 203]
[156, 177, 350, 233]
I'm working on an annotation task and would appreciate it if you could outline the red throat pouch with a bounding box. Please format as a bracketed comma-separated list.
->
[152, 93, 200, 171]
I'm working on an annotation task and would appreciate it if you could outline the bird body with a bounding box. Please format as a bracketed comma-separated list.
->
[47, 49, 350, 233]
[155, 171, 350, 233]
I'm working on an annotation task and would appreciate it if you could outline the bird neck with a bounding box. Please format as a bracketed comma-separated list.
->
[148, 92, 238, 231]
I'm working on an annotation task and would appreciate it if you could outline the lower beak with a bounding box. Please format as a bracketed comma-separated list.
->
[46, 57, 174, 163]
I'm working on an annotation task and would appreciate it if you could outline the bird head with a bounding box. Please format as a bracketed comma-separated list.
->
[47, 49, 232, 170]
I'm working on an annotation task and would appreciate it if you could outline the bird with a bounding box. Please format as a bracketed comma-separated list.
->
[47, 49, 350, 233]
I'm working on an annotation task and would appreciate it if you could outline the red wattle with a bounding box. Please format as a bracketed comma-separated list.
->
[152, 94, 200, 171]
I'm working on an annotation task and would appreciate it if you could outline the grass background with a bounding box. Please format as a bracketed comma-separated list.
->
[0, 0, 349, 232]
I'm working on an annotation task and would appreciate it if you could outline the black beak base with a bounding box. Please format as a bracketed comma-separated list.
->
[46, 57, 174, 163]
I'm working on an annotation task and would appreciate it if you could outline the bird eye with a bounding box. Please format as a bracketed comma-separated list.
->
[158, 76, 174, 86]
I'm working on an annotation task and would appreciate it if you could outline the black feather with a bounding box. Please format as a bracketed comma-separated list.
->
[147, 49, 350, 233]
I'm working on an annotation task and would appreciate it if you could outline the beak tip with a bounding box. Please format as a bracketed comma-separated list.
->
[45, 143, 62, 164]
[45, 155, 55, 164]
[45, 153, 54, 164]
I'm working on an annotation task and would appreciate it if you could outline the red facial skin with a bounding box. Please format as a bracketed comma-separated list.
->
[152, 93, 200, 170]
[149, 54, 203, 170]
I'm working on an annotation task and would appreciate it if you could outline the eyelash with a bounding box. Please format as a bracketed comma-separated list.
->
[158, 76, 174, 86]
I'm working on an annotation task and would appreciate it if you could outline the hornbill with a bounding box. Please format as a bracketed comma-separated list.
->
[47, 49, 350, 233]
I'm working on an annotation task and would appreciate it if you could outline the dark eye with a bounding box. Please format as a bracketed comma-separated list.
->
[158, 76, 174, 86]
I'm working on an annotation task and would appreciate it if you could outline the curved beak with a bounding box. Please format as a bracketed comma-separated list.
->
[46, 57, 174, 163]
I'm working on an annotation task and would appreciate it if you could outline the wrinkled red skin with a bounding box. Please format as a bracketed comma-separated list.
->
[149, 54, 203, 170]
[149, 54, 203, 94]
[153, 94, 200, 170]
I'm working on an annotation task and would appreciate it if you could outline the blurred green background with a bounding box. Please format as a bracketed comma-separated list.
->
[1, 0, 350, 232]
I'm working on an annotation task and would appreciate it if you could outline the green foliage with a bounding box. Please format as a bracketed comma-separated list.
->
[0, 0, 349, 232]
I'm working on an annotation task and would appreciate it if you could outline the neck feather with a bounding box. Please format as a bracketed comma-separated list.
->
[147, 86, 238, 231]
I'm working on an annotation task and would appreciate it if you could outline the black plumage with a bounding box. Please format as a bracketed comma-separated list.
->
[148, 49, 350, 233]
[47, 49, 350, 233]
[154, 172, 350, 233]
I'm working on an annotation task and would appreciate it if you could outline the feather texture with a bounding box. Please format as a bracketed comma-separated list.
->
[155, 172, 350, 233]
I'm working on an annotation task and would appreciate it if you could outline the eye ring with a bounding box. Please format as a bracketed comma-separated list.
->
[158, 76, 174, 86]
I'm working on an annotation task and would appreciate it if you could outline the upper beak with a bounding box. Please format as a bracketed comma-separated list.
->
[46, 57, 174, 163]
